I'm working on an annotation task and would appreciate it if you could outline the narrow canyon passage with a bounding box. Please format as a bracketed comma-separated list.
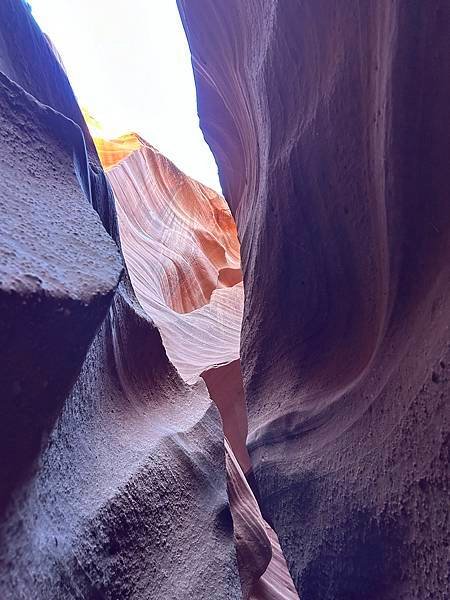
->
[0, 1, 449, 599]
[88, 120, 298, 598]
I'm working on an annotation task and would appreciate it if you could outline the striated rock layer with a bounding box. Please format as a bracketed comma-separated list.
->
[178, 1, 450, 598]
[225, 438, 299, 600]
[0, 2, 242, 598]
[91, 129, 243, 384]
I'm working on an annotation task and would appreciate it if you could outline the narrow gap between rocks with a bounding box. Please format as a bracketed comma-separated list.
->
[29, 2, 298, 597]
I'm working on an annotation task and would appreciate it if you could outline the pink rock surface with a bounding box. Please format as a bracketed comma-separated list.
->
[203, 360, 251, 473]
[93, 132, 243, 383]
[226, 438, 299, 599]
[93, 129, 294, 597]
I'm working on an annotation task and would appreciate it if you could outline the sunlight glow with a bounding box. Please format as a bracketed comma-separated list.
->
[29, 0, 221, 192]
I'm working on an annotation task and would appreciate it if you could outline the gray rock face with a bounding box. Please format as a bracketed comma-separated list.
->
[178, 1, 450, 598]
[0, 68, 123, 517]
[0, 2, 240, 598]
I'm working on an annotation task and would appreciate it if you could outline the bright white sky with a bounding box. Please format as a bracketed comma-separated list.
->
[29, 0, 221, 192]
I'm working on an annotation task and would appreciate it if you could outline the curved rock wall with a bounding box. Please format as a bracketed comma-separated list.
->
[178, 1, 450, 598]
[0, 2, 242, 598]
[2, 0, 449, 598]
[226, 438, 298, 600]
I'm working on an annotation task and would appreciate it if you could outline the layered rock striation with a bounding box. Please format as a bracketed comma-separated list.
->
[90, 128, 243, 383]
[0, 3, 294, 598]
[90, 125, 296, 598]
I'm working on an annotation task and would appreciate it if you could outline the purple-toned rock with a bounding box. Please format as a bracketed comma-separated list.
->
[0, 2, 241, 598]
[178, 1, 450, 597]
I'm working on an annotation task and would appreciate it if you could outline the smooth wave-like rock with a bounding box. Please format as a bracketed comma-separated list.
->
[225, 438, 298, 600]
[90, 129, 243, 384]
[225, 437, 272, 599]
[178, 1, 450, 598]
[2, 0, 449, 598]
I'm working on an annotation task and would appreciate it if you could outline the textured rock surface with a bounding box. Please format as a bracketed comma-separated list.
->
[0, 69, 122, 516]
[0, 2, 241, 598]
[179, 1, 450, 598]
[2, 0, 449, 598]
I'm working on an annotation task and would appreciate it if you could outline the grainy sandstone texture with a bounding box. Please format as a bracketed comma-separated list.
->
[0, 2, 241, 598]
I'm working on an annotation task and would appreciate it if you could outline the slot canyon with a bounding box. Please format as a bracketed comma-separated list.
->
[0, 1, 449, 599]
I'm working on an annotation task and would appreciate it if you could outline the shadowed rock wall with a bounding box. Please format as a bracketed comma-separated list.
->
[0, 2, 241, 598]
[178, 1, 450, 598]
